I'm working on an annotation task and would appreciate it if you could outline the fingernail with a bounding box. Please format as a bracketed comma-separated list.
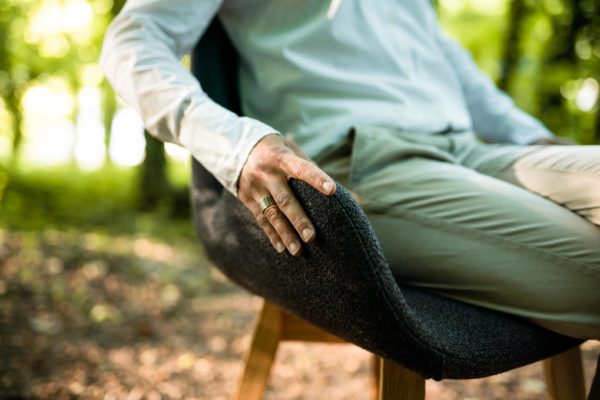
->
[276, 242, 285, 253]
[289, 242, 300, 254]
[322, 181, 333, 193]
[302, 228, 314, 242]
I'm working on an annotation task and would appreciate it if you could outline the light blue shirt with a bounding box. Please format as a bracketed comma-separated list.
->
[101, 0, 553, 194]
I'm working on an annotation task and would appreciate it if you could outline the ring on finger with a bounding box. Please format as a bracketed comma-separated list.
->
[259, 195, 277, 214]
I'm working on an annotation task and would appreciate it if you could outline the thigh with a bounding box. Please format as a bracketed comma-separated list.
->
[461, 142, 600, 226]
[343, 128, 600, 339]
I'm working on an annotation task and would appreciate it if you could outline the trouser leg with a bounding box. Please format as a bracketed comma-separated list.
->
[319, 127, 600, 339]
[459, 143, 600, 226]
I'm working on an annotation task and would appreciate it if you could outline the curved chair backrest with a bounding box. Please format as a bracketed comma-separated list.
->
[189, 17, 582, 381]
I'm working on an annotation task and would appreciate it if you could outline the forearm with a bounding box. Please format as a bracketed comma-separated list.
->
[100, 0, 279, 194]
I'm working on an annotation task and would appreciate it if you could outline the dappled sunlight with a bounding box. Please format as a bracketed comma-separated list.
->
[133, 237, 176, 263]
[19, 82, 147, 168]
[5, 0, 595, 174]
[576, 78, 599, 112]
[80, 64, 105, 86]
[21, 81, 76, 165]
[26, 0, 93, 40]
[63, 0, 94, 35]
[109, 107, 145, 167]
[22, 119, 76, 165]
[75, 86, 105, 170]
[25, 2, 64, 40]
[440, 0, 507, 16]
[22, 81, 74, 121]
[561, 77, 600, 113]
[2, 0, 599, 398]
[24, 0, 94, 58]
[165, 142, 190, 163]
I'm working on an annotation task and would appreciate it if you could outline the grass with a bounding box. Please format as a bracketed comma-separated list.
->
[0, 162, 195, 241]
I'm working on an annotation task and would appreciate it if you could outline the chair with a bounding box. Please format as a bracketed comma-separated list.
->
[234, 300, 586, 400]
[189, 17, 588, 399]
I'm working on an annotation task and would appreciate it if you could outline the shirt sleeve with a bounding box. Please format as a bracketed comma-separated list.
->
[100, 0, 280, 195]
[434, 31, 555, 144]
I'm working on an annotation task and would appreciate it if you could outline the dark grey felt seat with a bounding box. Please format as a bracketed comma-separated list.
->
[189, 17, 583, 381]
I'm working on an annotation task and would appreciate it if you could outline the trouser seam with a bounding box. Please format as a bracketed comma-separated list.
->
[363, 198, 600, 277]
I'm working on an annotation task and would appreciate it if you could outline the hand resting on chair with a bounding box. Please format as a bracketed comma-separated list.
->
[238, 134, 337, 256]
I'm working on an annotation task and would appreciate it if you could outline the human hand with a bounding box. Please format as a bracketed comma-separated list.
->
[238, 134, 336, 256]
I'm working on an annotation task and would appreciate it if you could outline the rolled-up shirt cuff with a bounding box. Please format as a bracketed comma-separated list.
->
[178, 99, 281, 196]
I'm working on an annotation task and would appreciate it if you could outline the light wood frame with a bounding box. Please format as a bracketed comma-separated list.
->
[233, 300, 585, 400]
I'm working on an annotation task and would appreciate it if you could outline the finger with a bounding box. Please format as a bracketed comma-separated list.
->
[283, 136, 311, 161]
[268, 182, 316, 243]
[260, 199, 302, 256]
[257, 212, 287, 253]
[280, 155, 336, 196]
[242, 197, 286, 253]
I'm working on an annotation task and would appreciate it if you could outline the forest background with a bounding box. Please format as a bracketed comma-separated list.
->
[0, 0, 599, 399]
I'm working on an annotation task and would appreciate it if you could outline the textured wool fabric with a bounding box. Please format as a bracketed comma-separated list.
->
[189, 17, 583, 380]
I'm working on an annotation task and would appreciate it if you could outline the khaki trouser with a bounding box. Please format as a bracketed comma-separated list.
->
[315, 126, 600, 339]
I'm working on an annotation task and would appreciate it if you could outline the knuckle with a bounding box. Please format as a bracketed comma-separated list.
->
[251, 167, 265, 180]
[292, 216, 307, 229]
[242, 158, 261, 176]
[267, 146, 288, 164]
[255, 213, 269, 227]
[264, 230, 276, 242]
[264, 205, 280, 220]
[274, 190, 292, 208]
[280, 230, 296, 243]
[243, 193, 258, 206]
[312, 172, 325, 186]
[293, 161, 310, 177]
[245, 156, 276, 180]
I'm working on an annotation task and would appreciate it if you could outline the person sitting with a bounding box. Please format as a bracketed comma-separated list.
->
[101, 0, 600, 343]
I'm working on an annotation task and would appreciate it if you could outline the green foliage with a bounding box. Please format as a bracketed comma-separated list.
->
[0, 0, 598, 235]
[0, 164, 193, 237]
[1, 164, 135, 229]
[439, 0, 599, 143]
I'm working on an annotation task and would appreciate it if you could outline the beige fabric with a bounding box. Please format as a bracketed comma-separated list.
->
[315, 126, 600, 339]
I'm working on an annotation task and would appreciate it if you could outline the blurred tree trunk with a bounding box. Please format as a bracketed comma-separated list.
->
[6, 92, 23, 166]
[139, 131, 170, 210]
[550, 0, 584, 63]
[0, 5, 22, 166]
[498, 0, 526, 91]
[538, 0, 588, 134]
[103, 0, 172, 211]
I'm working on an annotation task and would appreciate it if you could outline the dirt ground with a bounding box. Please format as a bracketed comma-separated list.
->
[1, 229, 598, 400]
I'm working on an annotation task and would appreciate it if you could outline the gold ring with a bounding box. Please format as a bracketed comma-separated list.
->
[259, 196, 277, 213]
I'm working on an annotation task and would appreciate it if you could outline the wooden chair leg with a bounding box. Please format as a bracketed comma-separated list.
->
[233, 301, 283, 400]
[372, 354, 381, 400]
[379, 358, 425, 400]
[543, 346, 586, 400]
